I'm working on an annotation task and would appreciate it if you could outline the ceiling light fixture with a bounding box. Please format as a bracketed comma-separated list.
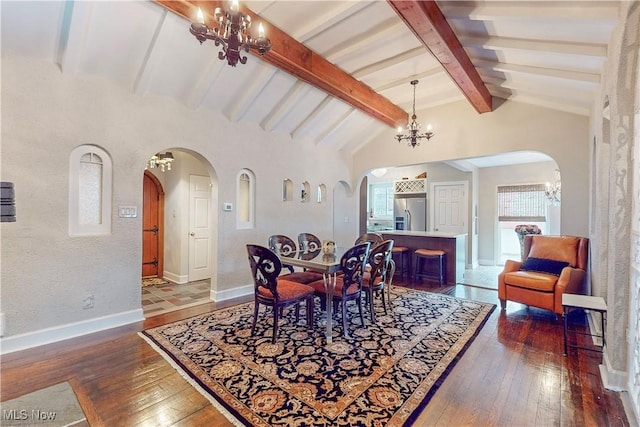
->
[370, 168, 388, 178]
[189, 0, 272, 67]
[146, 152, 174, 172]
[396, 80, 433, 148]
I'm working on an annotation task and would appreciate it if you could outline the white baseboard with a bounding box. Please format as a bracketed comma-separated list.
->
[211, 284, 253, 302]
[478, 259, 497, 266]
[598, 358, 637, 427]
[586, 310, 604, 346]
[163, 271, 188, 284]
[599, 352, 628, 391]
[0, 309, 144, 355]
[619, 391, 640, 427]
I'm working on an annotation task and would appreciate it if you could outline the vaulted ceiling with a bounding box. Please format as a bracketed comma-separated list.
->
[1, 1, 620, 158]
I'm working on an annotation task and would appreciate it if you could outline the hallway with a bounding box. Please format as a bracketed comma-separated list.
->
[142, 279, 211, 317]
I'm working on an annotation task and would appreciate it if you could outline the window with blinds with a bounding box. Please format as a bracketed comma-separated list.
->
[497, 184, 547, 222]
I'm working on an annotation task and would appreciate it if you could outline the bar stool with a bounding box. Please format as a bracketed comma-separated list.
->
[391, 246, 410, 278]
[414, 249, 445, 285]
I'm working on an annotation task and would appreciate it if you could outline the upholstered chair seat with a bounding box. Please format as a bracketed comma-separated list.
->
[308, 242, 371, 338]
[246, 244, 315, 343]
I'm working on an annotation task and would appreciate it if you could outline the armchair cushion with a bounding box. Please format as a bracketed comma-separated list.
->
[527, 235, 580, 267]
[520, 257, 569, 276]
[504, 270, 559, 292]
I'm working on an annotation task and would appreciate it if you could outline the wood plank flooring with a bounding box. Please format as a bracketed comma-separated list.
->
[1, 278, 631, 426]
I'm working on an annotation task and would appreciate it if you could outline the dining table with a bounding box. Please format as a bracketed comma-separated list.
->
[277, 247, 345, 344]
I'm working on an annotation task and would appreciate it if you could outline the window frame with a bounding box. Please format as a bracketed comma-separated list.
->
[69, 145, 112, 236]
[236, 168, 255, 229]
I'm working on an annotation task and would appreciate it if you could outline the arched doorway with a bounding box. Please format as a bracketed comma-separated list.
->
[141, 150, 219, 317]
[142, 170, 165, 279]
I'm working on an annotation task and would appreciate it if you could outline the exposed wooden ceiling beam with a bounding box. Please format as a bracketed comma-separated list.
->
[387, 0, 493, 113]
[154, 0, 407, 128]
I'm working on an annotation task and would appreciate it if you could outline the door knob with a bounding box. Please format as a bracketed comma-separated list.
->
[190, 232, 195, 236]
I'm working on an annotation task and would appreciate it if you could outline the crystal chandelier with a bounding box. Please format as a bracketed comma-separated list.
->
[189, 0, 272, 67]
[545, 169, 561, 204]
[396, 80, 434, 148]
[146, 152, 174, 172]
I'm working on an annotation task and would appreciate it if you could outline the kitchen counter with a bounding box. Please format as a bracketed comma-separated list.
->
[382, 230, 465, 239]
[381, 231, 466, 285]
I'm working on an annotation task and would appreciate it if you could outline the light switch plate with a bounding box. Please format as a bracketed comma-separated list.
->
[119, 205, 138, 218]
[223, 203, 233, 211]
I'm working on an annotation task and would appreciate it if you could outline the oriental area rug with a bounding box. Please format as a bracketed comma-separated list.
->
[140, 287, 495, 426]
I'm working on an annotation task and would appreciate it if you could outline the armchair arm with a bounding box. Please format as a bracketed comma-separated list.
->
[553, 267, 587, 312]
[498, 259, 523, 300]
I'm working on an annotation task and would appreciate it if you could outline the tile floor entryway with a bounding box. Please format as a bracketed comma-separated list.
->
[141, 265, 504, 317]
[460, 265, 504, 290]
[142, 279, 211, 317]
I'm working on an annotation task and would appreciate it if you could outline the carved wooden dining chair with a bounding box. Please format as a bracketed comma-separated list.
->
[268, 234, 323, 284]
[307, 242, 371, 338]
[246, 244, 315, 343]
[297, 232, 322, 252]
[362, 240, 394, 323]
[354, 232, 384, 245]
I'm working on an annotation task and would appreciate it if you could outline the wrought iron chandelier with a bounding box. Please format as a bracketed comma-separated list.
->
[189, 0, 272, 67]
[146, 152, 174, 172]
[395, 80, 433, 148]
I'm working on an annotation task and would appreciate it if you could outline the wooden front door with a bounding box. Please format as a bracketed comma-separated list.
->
[142, 171, 164, 278]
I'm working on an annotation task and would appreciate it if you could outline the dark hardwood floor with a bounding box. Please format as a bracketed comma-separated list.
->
[1, 277, 630, 426]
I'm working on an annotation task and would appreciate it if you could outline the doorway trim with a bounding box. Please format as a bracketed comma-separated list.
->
[143, 170, 165, 278]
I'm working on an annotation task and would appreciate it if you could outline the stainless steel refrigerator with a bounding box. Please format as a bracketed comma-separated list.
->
[394, 194, 427, 231]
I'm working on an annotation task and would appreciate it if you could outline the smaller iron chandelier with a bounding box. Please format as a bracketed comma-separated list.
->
[396, 80, 433, 148]
[190, 0, 272, 67]
[146, 152, 174, 172]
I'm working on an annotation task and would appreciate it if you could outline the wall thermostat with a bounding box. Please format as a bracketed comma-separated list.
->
[223, 203, 233, 211]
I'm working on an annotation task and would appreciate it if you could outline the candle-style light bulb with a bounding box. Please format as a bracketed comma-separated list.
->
[427, 124, 433, 132]
[258, 22, 265, 38]
[196, 7, 205, 24]
[397, 127, 403, 134]
[230, 0, 239, 12]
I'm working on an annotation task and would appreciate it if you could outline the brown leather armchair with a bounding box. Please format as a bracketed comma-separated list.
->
[498, 235, 589, 315]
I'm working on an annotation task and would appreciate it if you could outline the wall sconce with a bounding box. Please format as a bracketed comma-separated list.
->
[545, 169, 561, 205]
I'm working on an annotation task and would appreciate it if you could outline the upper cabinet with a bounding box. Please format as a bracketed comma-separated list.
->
[394, 178, 427, 195]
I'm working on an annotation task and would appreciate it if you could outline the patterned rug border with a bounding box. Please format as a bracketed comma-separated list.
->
[140, 289, 496, 426]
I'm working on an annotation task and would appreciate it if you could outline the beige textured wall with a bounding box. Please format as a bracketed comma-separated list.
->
[0, 57, 353, 343]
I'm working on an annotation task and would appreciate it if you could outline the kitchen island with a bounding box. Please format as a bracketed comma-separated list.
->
[381, 231, 466, 285]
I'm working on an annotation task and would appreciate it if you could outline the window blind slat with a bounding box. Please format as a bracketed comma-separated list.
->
[498, 184, 546, 222]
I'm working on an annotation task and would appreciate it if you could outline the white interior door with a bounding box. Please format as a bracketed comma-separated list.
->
[432, 182, 467, 234]
[189, 174, 211, 281]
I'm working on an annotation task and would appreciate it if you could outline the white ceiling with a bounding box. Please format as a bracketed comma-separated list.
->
[1, 1, 619, 166]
